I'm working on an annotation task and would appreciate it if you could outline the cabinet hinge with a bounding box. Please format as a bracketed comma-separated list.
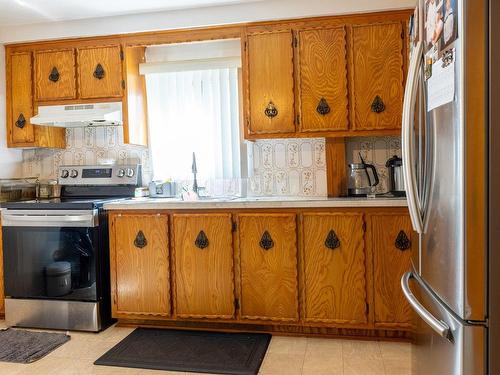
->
[294, 36, 298, 48]
[296, 114, 300, 125]
[120, 50, 124, 60]
[234, 298, 240, 310]
[366, 302, 369, 315]
[244, 41, 247, 51]
[232, 221, 237, 232]
[362, 222, 367, 232]
[401, 30, 405, 39]
[121, 80, 126, 89]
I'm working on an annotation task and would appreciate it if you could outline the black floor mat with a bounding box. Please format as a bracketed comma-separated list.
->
[94, 328, 271, 375]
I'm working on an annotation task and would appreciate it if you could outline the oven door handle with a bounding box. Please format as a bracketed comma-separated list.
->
[1, 213, 98, 227]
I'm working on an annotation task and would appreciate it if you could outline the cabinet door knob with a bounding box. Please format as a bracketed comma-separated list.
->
[195, 230, 209, 249]
[264, 101, 278, 119]
[49, 67, 60, 82]
[324, 229, 340, 249]
[371, 95, 385, 113]
[134, 230, 147, 249]
[93, 63, 105, 80]
[15, 113, 26, 129]
[316, 98, 331, 116]
[395, 230, 411, 251]
[259, 230, 274, 250]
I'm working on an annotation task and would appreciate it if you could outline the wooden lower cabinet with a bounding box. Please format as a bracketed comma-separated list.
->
[110, 213, 170, 318]
[368, 213, 414, 328]
[172, 214, 235, 319]
[302, 213, 367, 324]
[107, 208, 413, 338]
[238, 213, 299, 322]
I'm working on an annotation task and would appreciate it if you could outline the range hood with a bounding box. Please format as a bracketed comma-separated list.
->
[30, 102, 122, 128]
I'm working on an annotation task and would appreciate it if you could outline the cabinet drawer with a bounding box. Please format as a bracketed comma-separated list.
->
[35, 49, 76, 101]
[298, 27, 349, 132]
[302, 213, 367, 324]
[112, 214, 170, 317]
[246, 30, 295, 135]
[172, 214, 235, 319]
[351, 22, 404, 130]
[10, 52, 34, 145]
[238, 213, 298, 321]
[78, 45, 123, 99]
[369, 213, 414, 328]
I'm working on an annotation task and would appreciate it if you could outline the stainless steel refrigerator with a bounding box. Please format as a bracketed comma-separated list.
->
[401, 0, 499, 374]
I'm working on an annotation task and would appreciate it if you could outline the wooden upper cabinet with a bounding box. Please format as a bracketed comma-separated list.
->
[298, 27, 349, 132]
[302, 213, 367, 324]
[111, 213, 170, 318]
[122, 46, 148, 146]
[246, 30, 295, 135]
[35, 49, 76, 101]
[369, 213, 414, 328]
[78, 45, 123, 99]
[9, 52, 35, 145]
[350, 22, 405, 130]
[172, 214, 235, 319]
[238, 213, 299, 321]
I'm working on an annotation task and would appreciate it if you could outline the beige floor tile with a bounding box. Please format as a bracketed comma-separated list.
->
[302, 337, 343, 375]
[383, 359, 411, 375]
[343, 357, 385, 375]
[259, 352, 305, 375]
[342, 339, 381, 359]
[267, 336, 308, 355]
[379, 341, 411, 362]
[46, 336, 116, 360]
[0, 361, 25, 375]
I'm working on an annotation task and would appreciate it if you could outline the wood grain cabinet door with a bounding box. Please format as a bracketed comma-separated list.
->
[112, 214, 170, 318]
[298, 27, 349, 132]
[302, 213, 367, 325]
[369, 213, 414, 328]
[350, 22, 404, 130]
[172, 214, 235, 319]
[78, 46, 123, 99]
[245, 30, 295, 135]
[238, 213, 299, 321]
[35, 49, 76, 101]
[9, 52, 35, 145]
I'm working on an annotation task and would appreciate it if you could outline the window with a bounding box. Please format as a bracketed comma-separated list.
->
[143, 41, 242, 183]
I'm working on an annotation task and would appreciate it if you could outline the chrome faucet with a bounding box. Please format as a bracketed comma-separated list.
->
[192, 152, 198, 194]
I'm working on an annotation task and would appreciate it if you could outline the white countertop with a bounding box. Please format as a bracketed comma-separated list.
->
[104, 196, 408, 210]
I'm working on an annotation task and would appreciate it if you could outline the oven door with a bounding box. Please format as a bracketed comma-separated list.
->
[1, 209, 100, 302]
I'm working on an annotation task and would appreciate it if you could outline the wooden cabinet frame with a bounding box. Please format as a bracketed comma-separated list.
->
[107, 207, 413, 339]
[4, 9, 411, 148]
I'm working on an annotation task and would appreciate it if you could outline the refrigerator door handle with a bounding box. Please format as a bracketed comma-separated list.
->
[401, 272, 453, 342]
[402, 41, 424, 233]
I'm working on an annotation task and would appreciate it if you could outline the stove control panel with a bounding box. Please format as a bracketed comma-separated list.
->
[58, 165, 141, 186]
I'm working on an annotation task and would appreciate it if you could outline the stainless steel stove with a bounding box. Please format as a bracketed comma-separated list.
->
[0, 164, 141, 331]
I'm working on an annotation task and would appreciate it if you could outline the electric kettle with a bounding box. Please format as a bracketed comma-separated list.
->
[348, 153, 380, 196]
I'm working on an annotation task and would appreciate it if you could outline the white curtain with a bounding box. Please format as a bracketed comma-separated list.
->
[145, 68, 240, 181]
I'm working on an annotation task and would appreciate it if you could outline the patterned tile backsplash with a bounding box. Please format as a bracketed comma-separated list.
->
[248, 136, 401, 197]
[247, 138, 327, 197]
[345, 136, 401, 194]
[22, 126, 152, 183]
[22, 127, 400, 197]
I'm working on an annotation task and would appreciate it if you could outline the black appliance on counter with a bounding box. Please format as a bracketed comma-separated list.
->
[1, 164, 141, 332]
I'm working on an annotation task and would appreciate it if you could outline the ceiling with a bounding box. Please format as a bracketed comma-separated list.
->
[0, 0, 260, 26]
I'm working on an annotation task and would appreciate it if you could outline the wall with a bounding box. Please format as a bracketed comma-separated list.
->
[248, 138, 327, 197]
[0, 0, 414, 44]
[345, 136, 401, 194]
[0, 45, 23, 178]
[248, 136, 401, 197]
[22, 126, 151, 183]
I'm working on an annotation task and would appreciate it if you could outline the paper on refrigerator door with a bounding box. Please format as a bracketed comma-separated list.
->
[427, 58, 455, 111]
